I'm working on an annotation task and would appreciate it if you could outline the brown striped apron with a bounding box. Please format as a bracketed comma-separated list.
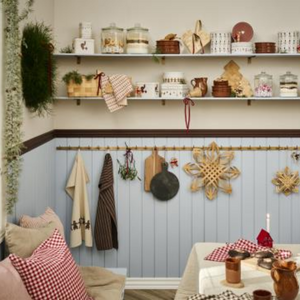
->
[94, 153, 119, 250]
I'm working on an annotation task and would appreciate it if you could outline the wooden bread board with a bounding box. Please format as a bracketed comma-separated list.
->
[241, 258, 271, 274]
[144, 150, 165, 192]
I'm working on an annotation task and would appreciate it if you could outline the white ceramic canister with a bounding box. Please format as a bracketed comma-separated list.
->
[231, 42, 253, 54]
[210, 32, 231, 54]
[135, 82, 160, 98]
[278, 31, 299, 53]
[80, 22, 92, 39]
[161, 83, 189, 98]
[163, 72, 185, 84]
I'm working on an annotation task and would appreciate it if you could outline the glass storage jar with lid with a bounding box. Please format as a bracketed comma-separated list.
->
[126, 23, 149, 54]
[280, 71, 298, 97]
[101, 23, 125, 54]
[254, 71, 273, 97]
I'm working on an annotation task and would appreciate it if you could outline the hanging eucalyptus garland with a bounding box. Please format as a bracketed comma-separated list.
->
[2, 0, 34, 213]
[21, 22, 56, 114]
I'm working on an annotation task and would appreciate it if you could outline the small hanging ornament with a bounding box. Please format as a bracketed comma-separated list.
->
[117, 144, 141, 181]
[291, 152, 300, 162]
[170, 157, 179, 168]
[272, 166, 300, 196]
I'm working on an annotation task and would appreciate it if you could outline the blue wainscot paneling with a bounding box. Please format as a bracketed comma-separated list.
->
[14, 137, 300, 278]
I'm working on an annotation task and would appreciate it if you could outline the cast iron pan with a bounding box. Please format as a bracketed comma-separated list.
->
[150, 162, 179, 201]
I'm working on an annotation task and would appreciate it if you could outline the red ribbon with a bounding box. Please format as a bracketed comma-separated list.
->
[183, 97, 195, 133]
[94, 72, 105, 96]
[192, 33, 205, 54]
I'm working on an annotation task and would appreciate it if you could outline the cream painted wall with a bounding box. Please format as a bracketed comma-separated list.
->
[20, 0, 55, 141]
[53, 0, 300, 130]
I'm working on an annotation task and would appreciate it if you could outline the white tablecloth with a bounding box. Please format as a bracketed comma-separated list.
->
[199, 264, 300, 298]
[175, 243, 300, 300]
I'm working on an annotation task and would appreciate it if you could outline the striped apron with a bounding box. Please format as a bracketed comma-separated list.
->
[94, 153, 119, 250]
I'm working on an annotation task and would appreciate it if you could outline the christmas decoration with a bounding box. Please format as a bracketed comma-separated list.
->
[22, 22, 57, 115]
[221, 60, 253, 97]
[183, 142, 240, 200]
[3, 0, 34, 213]
[272, 166, 300, 196]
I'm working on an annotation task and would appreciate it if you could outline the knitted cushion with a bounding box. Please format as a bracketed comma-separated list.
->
[9, 229, 93, 300]
[19, 207, 65, 238]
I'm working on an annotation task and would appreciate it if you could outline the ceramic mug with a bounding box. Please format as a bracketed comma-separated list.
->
[225, 258, 241, 284]
[253, 290, 272, 300]
[135, 82, 159, 98]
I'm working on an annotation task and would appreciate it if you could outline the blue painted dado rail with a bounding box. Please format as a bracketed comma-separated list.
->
[9, 135, 300, 278]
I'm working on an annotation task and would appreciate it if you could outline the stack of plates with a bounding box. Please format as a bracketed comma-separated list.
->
[255, 42, 276, 53]
[212, 80, 231, 97]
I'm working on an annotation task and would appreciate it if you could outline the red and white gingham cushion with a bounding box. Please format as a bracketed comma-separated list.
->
[205, 238, 292, 262]
[9, 229, 93, 300]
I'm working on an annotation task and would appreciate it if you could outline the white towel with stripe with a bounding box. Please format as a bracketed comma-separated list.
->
[101, 74, 133, 112]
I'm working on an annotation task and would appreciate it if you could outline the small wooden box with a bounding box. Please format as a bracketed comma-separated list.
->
[156, 40, 180, 54]
[67, 76, 101, 97]
[73, 38, 95, 54]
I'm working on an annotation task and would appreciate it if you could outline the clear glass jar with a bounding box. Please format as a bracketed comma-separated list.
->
[254, 72, 273, 97]
[280, 71, 298, 97]
[126, 23, 149, 54]
[101, 23, 124, 54]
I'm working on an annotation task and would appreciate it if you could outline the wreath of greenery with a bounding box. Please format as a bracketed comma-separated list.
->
[2, 0, 34, 213]
[21, 22, 56, 115]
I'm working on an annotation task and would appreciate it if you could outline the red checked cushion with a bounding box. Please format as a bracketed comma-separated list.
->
[9, 229, 93, 300]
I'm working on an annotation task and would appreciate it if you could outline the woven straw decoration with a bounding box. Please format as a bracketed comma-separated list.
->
[183, 142, 240, 200]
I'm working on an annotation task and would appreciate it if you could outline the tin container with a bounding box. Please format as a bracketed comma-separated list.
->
[278, 31, 299, 54]
[80, 22, 92, 39]
[135, 82, 159, 98]
[210, 32, 231, 54]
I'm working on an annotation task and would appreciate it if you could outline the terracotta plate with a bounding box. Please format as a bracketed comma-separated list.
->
[232, 22, 254, 42]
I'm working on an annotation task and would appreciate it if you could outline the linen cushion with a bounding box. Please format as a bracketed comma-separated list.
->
[9, 229, 93, 300]
[19, 207, 65, 238]
[5, 222, 56, 258]
[0, 258, 32, 300]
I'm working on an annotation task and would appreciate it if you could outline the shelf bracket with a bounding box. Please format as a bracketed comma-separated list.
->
[247, 99, 252, 106]
[76, 56, 81, 64]
[161, 99, 166, 106]
[76, 99, 81, 106]
[247, 56, 256, 65]
[161, 56, 166, 65]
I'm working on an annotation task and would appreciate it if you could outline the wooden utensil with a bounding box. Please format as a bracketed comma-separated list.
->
[144, 150, 165, 192]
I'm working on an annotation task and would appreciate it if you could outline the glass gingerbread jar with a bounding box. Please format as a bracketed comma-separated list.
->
[126, 23, 149, 54]
[101, 23, 125, 54]
[254, 71, 273, 97]
[280, 71, 298, 97]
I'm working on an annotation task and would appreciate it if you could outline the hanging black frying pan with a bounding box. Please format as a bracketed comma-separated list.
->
[150, 162, 180, 201]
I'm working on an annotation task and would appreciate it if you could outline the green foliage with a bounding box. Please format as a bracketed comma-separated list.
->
[21, 22, 57, 115]
[2, 0, 34, 214]
[62, 71, 95, 85]
[60, 45, 73, 53]
[117, 159, 141, 181]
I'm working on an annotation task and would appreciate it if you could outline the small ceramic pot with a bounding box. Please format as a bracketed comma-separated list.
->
[225, 258, 241, 284]
[253, 290, 272, 300]
[163, 72, 185, 84]
[135, 82, 159, 98]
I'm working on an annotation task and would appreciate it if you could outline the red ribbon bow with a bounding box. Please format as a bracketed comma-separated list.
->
[94, 72, 105, 96]
[183, 97, 195, 133]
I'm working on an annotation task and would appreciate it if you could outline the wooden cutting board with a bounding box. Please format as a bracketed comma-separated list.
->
[144, 150, 165, 192]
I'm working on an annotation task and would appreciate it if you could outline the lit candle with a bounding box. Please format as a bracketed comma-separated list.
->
[266, 213, 270, 233]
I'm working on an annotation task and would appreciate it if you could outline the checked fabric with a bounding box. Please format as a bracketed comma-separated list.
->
[9, 229, 93, 300]
[205, 238, 292, 262]
[188, 290, 252, 300]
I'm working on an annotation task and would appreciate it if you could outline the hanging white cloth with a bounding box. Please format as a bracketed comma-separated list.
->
[66, 150, 93, 248]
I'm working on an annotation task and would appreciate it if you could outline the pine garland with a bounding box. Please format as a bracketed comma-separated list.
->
[2, 0, 34, 214]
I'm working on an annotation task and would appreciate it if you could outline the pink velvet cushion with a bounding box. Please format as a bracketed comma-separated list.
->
[0, 258, 32, 300]
[9, 229, 93, 300]
[19, 207, 65, 238]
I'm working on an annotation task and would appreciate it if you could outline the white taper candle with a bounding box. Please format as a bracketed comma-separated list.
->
[266, 213, 270, 233]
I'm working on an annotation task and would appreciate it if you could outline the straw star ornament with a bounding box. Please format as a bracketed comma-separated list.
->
[183, 142, 240, 200]
[272, 166, 300, 196]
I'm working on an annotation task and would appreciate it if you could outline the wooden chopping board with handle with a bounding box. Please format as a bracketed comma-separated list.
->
[144, 150, 165, 192]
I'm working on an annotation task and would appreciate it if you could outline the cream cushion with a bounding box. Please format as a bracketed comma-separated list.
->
[19, 207, 65, 238]
[5, 222, 56, 258]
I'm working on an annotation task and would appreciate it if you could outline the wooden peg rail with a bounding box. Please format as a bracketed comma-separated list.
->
[56, 146, 300, 151]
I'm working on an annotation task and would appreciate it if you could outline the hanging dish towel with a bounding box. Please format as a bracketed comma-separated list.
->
[101, 73, 133, 112]
[94, 153, 119, 250]
[66, 150, 93, 248]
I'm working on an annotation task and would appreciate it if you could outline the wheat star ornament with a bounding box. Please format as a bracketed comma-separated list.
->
[272, 167, 300, 196]
[183, 142, 240, 200]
